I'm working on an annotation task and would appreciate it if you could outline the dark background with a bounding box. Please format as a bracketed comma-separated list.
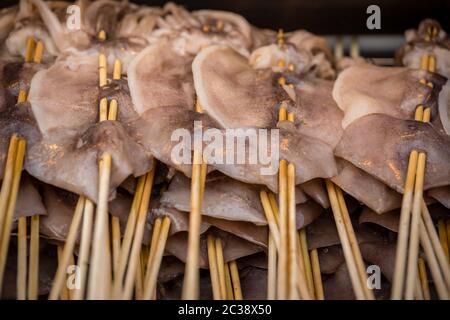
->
[1, 0, 449, 34]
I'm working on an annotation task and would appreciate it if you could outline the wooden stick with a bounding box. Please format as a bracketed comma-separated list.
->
[414, 275, 424, 300]
[33, 41, 44, 64]
[224, 263, 234, 300]
[414, 106, 424, 121]
[405, 152, 426, 299]
[418, 258, 431, 300]
[113, 59, 122, 80]
[336, 186, 374, 300]
[277, 159, 288, 299]
[122, 169, 155, 300]
[350, 35, 359, 58]
[99, 54, 108, 122]
[73, 198, 93, 300]
[88, 154, 112, 299]
[144, 218, 162, 285]
[28, 214, 39, 300]
[107, 60, 122, 121]
[419, 218, 450, 299]
[181, 142, 204, 299]
[98, 30, 106, 41]
[420, 55, 429, 71]
[0, 139, 26, 295]
[111, 216, 121, 277]
[267, 233, 277, 300]
[260, 191, 280, 250]
[310, 249, 324, 300]
[278, 107, 287, 121]
[207, 235, 221, 300]
[334, 35, 343, 61]
[325, 179, 366, 299]
[215, 238, 227, 299]
[99, 54, 107, 87]
[24, 36, 35, 62]
[421, 202, 450, 289]
[229, 260, 243, 300]
[99, 98, 108, 122]
[113, 176, 145, 297]
[422, 108, 431, 123]
[67, 254, 76, 300]
[268, 193, 280, 226]
[134, 251, 143, 300]
[428, 55, 436, 72]
[287, 163, 298, 299]
[438, 219, 449, 260]
[299, 229, 314, 297]
[0, 135, 19, 240]
[142, 217, 171, 300]
[57, 246, 69, 300]
[296, 233, 312, 300]
[17, 90, 27, 104]
[287, 112, 294, 122]
[391, 150, 419, 299]
[49, 196, 85, 300]
[17, 216, 27, 300]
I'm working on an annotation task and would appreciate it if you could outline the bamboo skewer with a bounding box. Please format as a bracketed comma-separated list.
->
[277, 159, 288, 299]
[181, 127, 205, 300]
[28, 214, 39, 300]
[267, 234, 277, 299]
[215, 238, 227, 299]
[0, 136, 18, 241]
[335, 186, 374, 300]
[438, 220, 449, 260]
[0, 139, 26, 295]
[419, 218, 450, 299]
[144, 218, 162, 285]
[111, 216, 121, 277]
[287, 163, 298, 299]
[299, 229, 314, 297]
[391, 150, 419, 299]
[418, 257, 431, 300]
[207, 235, 221, 300]
[114, 176, 145, 296]
[224, 263, 234, 300]
[57, 246, 69, 300]
[73, 198, 93, 300]
[296, 233, 312, 300]
[122, 169, 155, 300]
[142, 217, 171, 300]
[229, 260, 243, 300]
[134, 253, 144, 300]
[49, 197, 85, 300]
[326, 180, 366, 300]
[414, 276, 424, 300]
[260, 191, 280, 250]
[310, 249, 324, 300]
[405, 152, 427, 299]
[16, 83, 28, 301]
[17, 216, 27, 300]
[88, 153, 112, 299]
[420, 202, 450, 289]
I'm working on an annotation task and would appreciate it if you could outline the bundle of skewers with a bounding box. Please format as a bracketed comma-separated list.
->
[0, 1, 449, 300]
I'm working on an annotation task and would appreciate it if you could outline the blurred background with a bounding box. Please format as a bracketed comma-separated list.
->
[2, 0, 449, 57]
